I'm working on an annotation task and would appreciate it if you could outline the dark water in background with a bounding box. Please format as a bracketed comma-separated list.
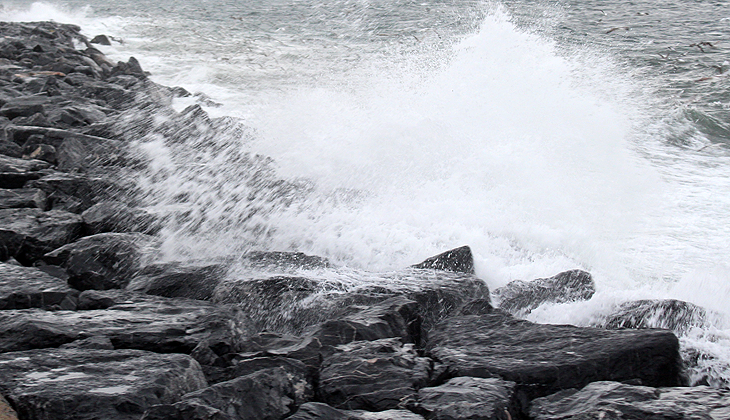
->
[2, 0, 730, 386]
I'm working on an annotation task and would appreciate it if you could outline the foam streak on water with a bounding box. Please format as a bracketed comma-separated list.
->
[2, 0, 729, 387]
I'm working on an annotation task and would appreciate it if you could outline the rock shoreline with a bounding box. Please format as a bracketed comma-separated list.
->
[0, 21, 727, 420]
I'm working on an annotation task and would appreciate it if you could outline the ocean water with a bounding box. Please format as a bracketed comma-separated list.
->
[2, 0, 730, 386]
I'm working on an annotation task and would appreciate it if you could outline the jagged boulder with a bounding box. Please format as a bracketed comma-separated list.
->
[81, 200, 157, 235]
[493, 269, 594, 314]
[0, 348, 207, 420]
[530, 381, 730, 420]
[0, 262, 77, 310]
[0, 208, 82, 264]
[0, 188, 47, 210]
[318, 338, 432, 411]
[42, 232, 158, 290]
[141, 367, 305, 420]
[412, 245, 474, 274]
[286, 403, 427, 420]
[601, 299, 709, 333]
[402, 377, 518, 420]
[128, 261, 228, 300]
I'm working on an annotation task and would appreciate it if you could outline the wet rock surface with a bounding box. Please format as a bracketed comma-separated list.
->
[0, 20, 713, 420]
[493, 269, 594, 315]
[530, 381, 730, 420]
[426, 312, 685, 400]
[0, 348, 206, 420]
[0, 292, 252, 354]
[0, 262, 77, 310]
[318, 338, 432, 411]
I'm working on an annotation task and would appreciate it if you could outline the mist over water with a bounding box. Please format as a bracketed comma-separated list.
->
[3, 0, 729, 386]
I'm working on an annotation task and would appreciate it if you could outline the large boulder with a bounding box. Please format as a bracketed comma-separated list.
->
[0, 262, 77, 310]
[402, 377, 518, 420]
[25, 172, 120, 213]
[0, 348, 207, 420]
[0, 208, 82, 264]
[0, 291, 252, 354]
[128, 261, 228, 300]
[412, 245, 474, 274]
[141, 367, 305, 420]
[318, 338, 432, 411]
[530, 381, 730, 420]
[81, 200, 157, 235]
[601, 299, 709, 333]
[493, 269, 594, 315]
[42, 232, 158, 290]
[425, 313, 685, 400]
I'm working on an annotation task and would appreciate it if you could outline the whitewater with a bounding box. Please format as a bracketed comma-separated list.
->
[2, 0, 729, 387]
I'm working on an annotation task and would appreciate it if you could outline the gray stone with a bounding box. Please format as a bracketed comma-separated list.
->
[602, 299, 709, 334]
[0, 348, 207, 420]
[0, 262, 77, 310]
[493, 269, 595, 315]
[42, 232, 158, 290]
[318, 338, 431, 411]
[0, 208, 82, 264]
[141, 367, 303, 420]
[81, 200, 157, 235]
[127, 261, 227, 300]
[0, 188, 47, 209]
[426, 313, 684, 399]
[0, 154, 50, 188]
[530, 381, 730, 420]
[412, 246, 474, 274]
[0, 291, 252, 354]
[0, 96, 49, 120]
[403, 377, 517, 420]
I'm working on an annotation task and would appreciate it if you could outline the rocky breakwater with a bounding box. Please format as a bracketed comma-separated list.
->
[0, 21, 727, 420]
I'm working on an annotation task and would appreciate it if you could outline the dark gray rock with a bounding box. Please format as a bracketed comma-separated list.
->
[26, 172, 121, 212]
[602, 299, 709, 334]
[59, 335, 114, 350]
[0, 208, 82, 264]
[0, 348, 207, 420]
[81, 200, 157, 235]
[286, 403, 428, 420]
[141, 367, 303, 420]
[318, 338, 432, 411]
[56, 135, 124, 172]
[0, 140, 22, 158]
[0, 96, 49, 120]
[42, 232, 158, 290]
[90, 34, 112, 46]
[425, 313, 685, 400]
[530, 381, 730, 420]
[0, 187, 47, 209]
[402, 377, 517, 420]
[0, 291, 252, 354]
[0, 154, 50, 188]
[412, 246, 474, 274]
[493, 269, 594, 315]
[243, 250, 331, 270]
[0, 262, 77, 310]
[127, 261, 227, 300]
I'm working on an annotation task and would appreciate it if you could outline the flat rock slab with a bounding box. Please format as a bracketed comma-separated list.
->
[318, 338, 431, 411]
[0, 291, 252, 354]
[141, 367, 304, 420]
[0, 348, 207, 420]
[0, 188, 46, 210]
[0, 263, 77, 310]
[493, 269, 594, 315]
[128, 261, 229, 301]
[426, 313, 684, 399]
[403, 377, 518, 420]
[530, 381, 730, 420]
[0, 208, 82, 264]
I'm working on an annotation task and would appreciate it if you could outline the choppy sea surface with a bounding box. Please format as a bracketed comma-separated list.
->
[2, 0, 730, 387]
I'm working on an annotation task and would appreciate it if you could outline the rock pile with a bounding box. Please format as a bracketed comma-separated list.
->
[0, 21, 727, 420]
